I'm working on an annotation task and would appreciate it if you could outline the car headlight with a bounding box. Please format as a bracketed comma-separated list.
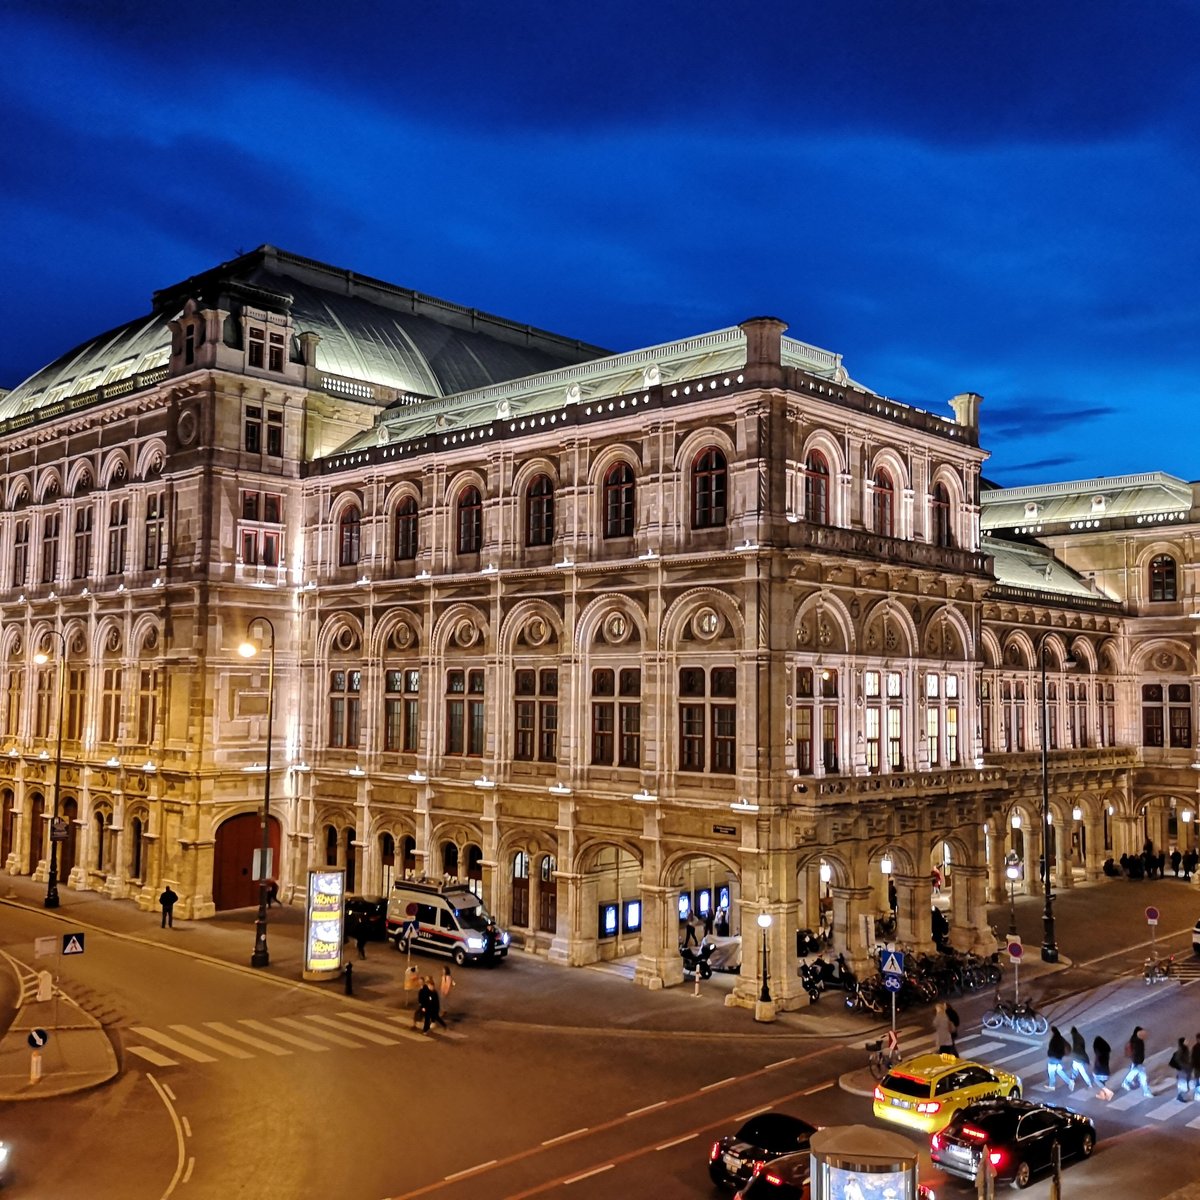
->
[466, 936, 484, 950]
[501, 932, 510, 945]
[0, 1142, 8, 1167]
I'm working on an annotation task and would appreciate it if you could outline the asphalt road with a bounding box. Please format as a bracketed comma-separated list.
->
[0, 875, 1197, 1200]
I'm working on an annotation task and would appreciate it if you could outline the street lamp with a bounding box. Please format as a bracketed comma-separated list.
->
[239, 616, 276, 968]
[1004, 850, 1022, 936]
[35, 630, 67, 909]
[756, 911, 773, 1004]
[1039, 638, 1075, 963]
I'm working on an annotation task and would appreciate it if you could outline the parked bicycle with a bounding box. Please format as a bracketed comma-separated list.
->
[865, 1038, 899, 1080]
[1144, 953, 1175, 984]
[981, 992, 1048, 1035]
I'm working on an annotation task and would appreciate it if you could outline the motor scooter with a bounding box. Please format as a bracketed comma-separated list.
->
[680, 940, 715, 980]
[798, 960, 823, 1003]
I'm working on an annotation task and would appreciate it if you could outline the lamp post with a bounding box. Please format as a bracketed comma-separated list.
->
[239, 617, 276, 968]
[1039, 639, 1074, 964]
[756, 911, 773, 1004]
[1004, 850, 1022, 936]
[36, 630, 67, 909]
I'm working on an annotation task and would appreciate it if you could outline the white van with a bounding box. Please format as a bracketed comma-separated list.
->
[386, 880, 510, 966]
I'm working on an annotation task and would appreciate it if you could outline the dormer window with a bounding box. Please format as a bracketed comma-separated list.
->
[184, 326, 196, 366]
[248, 328, 265, 369]
[1024, 502, 1039, 520]
[1090, 495, 1107, 515]
[269, 332, 285, 372]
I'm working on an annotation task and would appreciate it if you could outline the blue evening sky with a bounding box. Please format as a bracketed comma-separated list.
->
[1, 1, 1197, 486]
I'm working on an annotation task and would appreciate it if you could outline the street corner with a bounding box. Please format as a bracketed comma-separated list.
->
[838, 1066, 879, 1098]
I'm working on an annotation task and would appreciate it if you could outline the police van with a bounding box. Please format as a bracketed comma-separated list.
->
[386, 879, 510, 965]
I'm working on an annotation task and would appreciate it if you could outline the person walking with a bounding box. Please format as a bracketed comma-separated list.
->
[945, 1002, 961, 1055]
[1068, 1026, 1093, 1088]
[439, 965, 455, 1019]
[355, 928, 369, 959]
[1093, 1035, 1114, 1100]
[1190, 1033, 1200, 1100]
[159, 885, 178, 929]
[933, 1003, 956, 1055]
[1046, 1026, 1072, 1091]
[1170, 1037, 1192, 1101]
[1121, 1026, 1152, 1097]
[682, 910, 700, 948]
[419, 975, 447, 1034]
[1171, 849, 1182, 878]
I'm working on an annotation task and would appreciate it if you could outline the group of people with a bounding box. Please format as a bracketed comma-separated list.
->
[1102, 838, 1197, 881]
[1046, 1024, 1200, 1100]
[412, 966, 455, 1035]
[680, 905, 730, 947]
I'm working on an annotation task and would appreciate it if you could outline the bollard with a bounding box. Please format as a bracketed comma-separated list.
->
[693, 973, 701, 997]
[30, 1050, 42, 1084]
[344, 962, 354, 996]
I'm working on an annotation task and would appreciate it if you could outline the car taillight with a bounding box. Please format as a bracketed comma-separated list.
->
[873, 1086, 884, 1100]
[765, 1172, 786, 1186]
[931, 1134, 941, 1151]
[917, 1101, 941, 1114]
[709, 1141, 721, 1162]
[988, 1150, 1004, 1167]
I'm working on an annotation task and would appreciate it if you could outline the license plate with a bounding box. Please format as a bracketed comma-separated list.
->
[723, 1153, 741, 1174]
[890, 1098, 912, 1109]
[946, 1145, 970, 1159]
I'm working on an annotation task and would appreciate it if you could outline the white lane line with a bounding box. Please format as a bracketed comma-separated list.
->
[656, 1133, 698, 1150]
[334, 1010, 426, 1042]
[1147, 1098, 1186, 1120]
[564, 1164, 614, 1185]
[542, 1127, 589, 1146]
[168, 1024, 255, 1060]
[765, 1058, 797, 1070]
[444, 1160, 498, 1182]
[701, 1076, 737, 1092]
[991, 1048, 1038, 1065]
[128, 1046, 177, 1068]
[163, 1083, 176, 1102]
[275, 1017, 367, 1048]
[1109, 1087, 1151, 1111]
[965, 1040, 1005, 1057]
[181, 1116, 192, 1138]
[130, 1027, 217, 1063]
[305, 1014, 400, 1046]
[627, 1101, 667, 1116]
[736, 1108, 769, 1121]
[1187, 1115, 1200, 1130]
[146, 1073, 187, 1200]
[182, 1157, 195, 1184]
[206, 1022, 292, 1056]
[240, 1019, 330, 1052]
[803, 1082, 834, 1095]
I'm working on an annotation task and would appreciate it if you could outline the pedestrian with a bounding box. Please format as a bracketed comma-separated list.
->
[1046, 1026, 1072, 1091]
[945, 1001, 961, 1055]
[355, 929, 368, 959]
[888, 878, 898, 913]
[1093, 1035, 1113, 1100]
[933, 1003, 956, 1055]
[1121, 1026, 1152, 1097]
[267, 880, 279, 907]
[1185, 850, 1197, 882]
[482, 920, 499, 966]
[414, 976, 431, 1030]
[1170, 1037, 1191, 1100]
[682, 910, 700, 948]
[1171, 849, 1182, 878]
[439, 965, 455, 1018]
[159, 885, 178, 929]
[1068, 1026, 1093, 1088]
[1190, 1033, 1200, 1100]
[703, 908, 715, 937]
[931, 866, 943, 896]
[419, 975, 447, 1034]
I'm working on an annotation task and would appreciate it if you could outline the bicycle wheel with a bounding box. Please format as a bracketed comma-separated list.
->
[1031, 1013, 1049, 1035]
[1015, 1013, 1038, 1036]
[982, 1008, 1004, 1030]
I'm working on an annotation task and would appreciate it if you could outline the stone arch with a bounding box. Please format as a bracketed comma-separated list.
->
[129, 614, 162, 659]
[1000, 631, 1034, 670]
[99, 449, 131, 488]
[795, 592, 854, 655]
[65, 461, 94, 496]
[328, 487, 364, 523]
[980, 628, 1002, 669]
[921, 604, 974, 660]
[430, 602, 492, 657]
[865, 446, 911, 494]
[576, 836, 644, 874]
[861, 597, 917, 658]
[797, 429, 848, 480]
[658, 587, 745, 652]
[497, 598, 563, 657]
[370, 607, 423, 659]
[587, 442, 643, 488]
[134, 439, 168, 481]
[36, 468, 64, 504]
[443, 467, 488, 505]
[512, 455, 561, 496]
[1129, 637, 1193, 675]
[92, 618, 124, 661]
[382, 478, 423, 519]
[672, 425, 736, 475]
[867, 842, 919, 877]
[1067, 635, 1098, 672]
[574, 594, 648, 653]
[314, 611, 365, 660]
[929, 462, 967, 510]
[1097, 637, 1123, 674]
[5, 474, 32, 510]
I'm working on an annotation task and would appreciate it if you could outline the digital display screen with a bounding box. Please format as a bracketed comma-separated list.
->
[820, 1163, 913, 1200]
[623, 900, 642, 933]
[599, 903, 618, 938]
[697, 889, 711, 916]
[304, 869, 346, 975]
[678, 893, 691, 920]
[718, 886, 730, 910]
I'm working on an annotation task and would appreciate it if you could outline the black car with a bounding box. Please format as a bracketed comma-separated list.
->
[931, 1099, 1096, 1189]
[734, 1151, 809, 1199]
[709, 1112, 817, 1191]
[344, 896, 387, 941]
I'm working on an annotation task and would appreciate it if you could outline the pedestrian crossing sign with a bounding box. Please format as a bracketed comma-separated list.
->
[880, 949, 904, 976]
[62, 933, 86, 955]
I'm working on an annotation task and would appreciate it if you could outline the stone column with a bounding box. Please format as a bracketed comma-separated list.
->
[635, 884, 683, 990]
[830, 885, 875, 977]
[893, 873, 931, 951]
[1053, 820, 1073, 890]
[1082, 817, 1105, 880]
[950, 864, 995, 953]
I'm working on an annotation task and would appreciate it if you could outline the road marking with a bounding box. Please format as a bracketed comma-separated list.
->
[627, 1101, 667, 1116]
[240, 1019, 330, 1052]
[655, 1133, 697, 1150]
[803, 1081, 834, 1094]
[168, 1024, 254, 1059]
[131, 1027, 217, 1063]
[205, 1022, 292, 1055]
[163, 1083, 176, 1102]
[182, 1158, 195, 1184]
[146, 1073, 187, 1200]
[563, 1164, 614, 1185]
[444, 1160, 498, 1182]
[735, 1108, 769, 1121]
[965, 1040, 1005, 1057]
[542, 1128, 589, 1146]
[765, 1057, 796, 1070]
[273, 1016, 366, 1048]
[128, 1045, 177, 1067]
[990, 1047, 1037, 1065]
[304, 1014, 400, 1045]
[1147, 1099, 1185, 1120]
[181, 1116, 192, 1138]
[1109, 1087, 1151, 1110]
[701, 1076, 737, 1092]
[333, 1010, 426, 1042]
[1188, 1115, 1200, 1130]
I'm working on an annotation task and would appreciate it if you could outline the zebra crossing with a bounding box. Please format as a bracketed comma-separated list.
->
[124, 1008, 463, 1069]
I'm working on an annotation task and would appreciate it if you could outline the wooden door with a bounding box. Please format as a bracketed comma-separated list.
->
[213, 813, 281, 910]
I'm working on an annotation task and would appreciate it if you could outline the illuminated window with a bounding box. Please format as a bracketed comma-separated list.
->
[394, 497, 418, 561]
[41, 512, 59, 583]
[872, 470, 894, 537]
[338, 507, 361, 567]
[143, 493, 165, 570]
[803, 452, 829, 524]
[72, 505, 93, 579]
[106, 501, 128, 575]
[691, 447, 727, 529]
[1149, 555, 1177, 602]
[678, 666, 736, 773]
[931, 482, 953, 548]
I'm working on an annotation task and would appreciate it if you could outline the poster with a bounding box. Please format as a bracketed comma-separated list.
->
[304, 868, 346, 978]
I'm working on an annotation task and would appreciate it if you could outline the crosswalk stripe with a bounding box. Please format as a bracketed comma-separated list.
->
[1147, 1099, 1187, 1120]
[304, 1014, 399, 1045]
[205, 1022, 292, 1056]
[168, 1024, 254, 1059]
[128, 1045, 177, 1067]
[1109, 1087, 1151, 1110]
[1187, 1115, 1200, 1130]
[276, 1016, 368, 1048]
[130, 1026, 217, 1063]
[332, 1011, 426, 1043]
[240, 1019, 330, 1052]
[990, 1047, 1036, 1066]
[964, 1040, 1005, 1057]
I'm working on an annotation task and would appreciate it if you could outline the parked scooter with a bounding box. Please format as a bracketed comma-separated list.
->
[798, 960, 823, 1003]
[812, 952, 855, 990]
[681, 941, 715, 980]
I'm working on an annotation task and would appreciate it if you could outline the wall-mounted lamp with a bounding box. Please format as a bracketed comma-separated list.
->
[1072, 806, 1083, 821]
[474, 775, 496, 790]
[632, 788, 657, 803]
[819, 862, 832, 884]
[407, 770, 428, 784]
[548, 783, 572, 796]
[1011, 813, 1022, 829]
[348, 766, 366, 778]
[880, 855, 893, 875]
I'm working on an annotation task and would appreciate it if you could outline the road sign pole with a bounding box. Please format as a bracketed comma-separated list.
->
[1014, 958, 1020, 1005]
[30, 1049, 42, 1084]
[891, 988, 896, 1042]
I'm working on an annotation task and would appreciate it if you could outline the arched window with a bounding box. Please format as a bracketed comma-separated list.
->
[691, 447, 727, 529]
[603, 462, 635, 539]
[456, 487, 482, 554]
[872, 470, 894, 537]
[400, 835, 417, 876]
[130, 816, 144, 878]
[511, 851, 530, 926]
[394, 497, 418, 561]
[931, 482, 953, 548]
[803, 452, 829, 525]
[338, 507, 361, 567]
[324, 824, 338, 866]
[442, 841, 459, 877]
[538, 854, 557, 933]
[525, 475, 554, 546]
[1149, 554, 1177, 602]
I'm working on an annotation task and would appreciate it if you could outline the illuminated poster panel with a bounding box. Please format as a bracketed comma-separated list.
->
[304, 868, 346, 979]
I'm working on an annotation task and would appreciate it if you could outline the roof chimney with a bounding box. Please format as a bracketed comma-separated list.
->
[739, 317, 788, 383]
[949, 392, 982, 430]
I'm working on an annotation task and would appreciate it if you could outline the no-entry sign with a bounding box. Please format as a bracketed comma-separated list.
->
[1146, 905, 1160, 927]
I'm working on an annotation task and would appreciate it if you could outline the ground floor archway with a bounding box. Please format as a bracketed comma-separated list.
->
[212, 813, 281, 910]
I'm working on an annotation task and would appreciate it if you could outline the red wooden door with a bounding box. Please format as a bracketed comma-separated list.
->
[213, 813, 281, 910]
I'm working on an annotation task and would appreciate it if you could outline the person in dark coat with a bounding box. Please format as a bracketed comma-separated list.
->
[1068, 1026, 1093, 1088]
[1046, 1027, 1072, 1091]
[1121, 1026, 1151, 1097]
[1093, 1035, 1113, 1100]
[418, 975, 447, 1034]
[1171, 849, 1182, 878]
[1190, 1033, 1200, 1099]
[1170, 1037, 1192, 1100]
[159, 886, 178, 929]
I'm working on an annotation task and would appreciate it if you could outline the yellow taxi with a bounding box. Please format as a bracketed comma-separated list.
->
[872, 1054, 1022, 1134]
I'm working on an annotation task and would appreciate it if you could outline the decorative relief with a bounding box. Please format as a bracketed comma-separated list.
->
[142, 629, 158, 653]
[796, 620, 811, 647]
[176, 409, 197, 446]
[603, 612, 629, 644]
[884, 621, 898, 653]
[454, 619, 478, 649]
[525, 616, 550, 647]
[334, 626, 359, 652]
[692, 608, 722, 641]
[106, 629, 121, 653]
[390, 622, 414, 651]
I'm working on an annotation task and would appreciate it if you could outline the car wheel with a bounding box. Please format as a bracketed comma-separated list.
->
[1008, 1086, 1021, 1100]
[1011, 1161, 1032, 1189]
[452, 947, 467, 966]
[1078, 1130, 1095, 1158]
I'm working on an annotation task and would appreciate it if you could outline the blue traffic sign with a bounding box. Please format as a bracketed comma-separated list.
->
[880, 949, 905, 977]
[27, 1028, 49, 1048]
[883, 974, 903, 992]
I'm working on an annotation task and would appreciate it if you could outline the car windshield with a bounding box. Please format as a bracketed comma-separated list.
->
[882, 1072, 933, 1098]
[449, 892, 493, 930]
[737, 1114, 815, 1149]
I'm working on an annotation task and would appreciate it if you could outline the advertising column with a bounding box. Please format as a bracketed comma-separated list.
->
[810, 1125, 920, 1200]
[303, 868, 347, 981]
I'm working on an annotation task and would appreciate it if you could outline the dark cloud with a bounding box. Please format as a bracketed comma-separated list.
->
[980, 402, 1121, 439]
